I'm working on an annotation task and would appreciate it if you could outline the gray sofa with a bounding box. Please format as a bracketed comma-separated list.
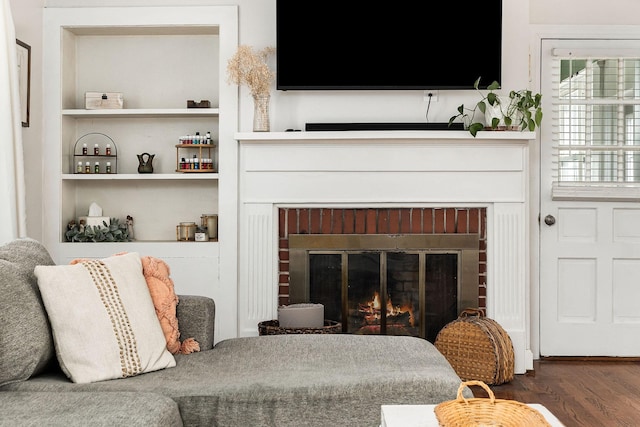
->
[0, 238, 470, 427]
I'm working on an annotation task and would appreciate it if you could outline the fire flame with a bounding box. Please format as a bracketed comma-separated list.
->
[358, 291, 415, 326]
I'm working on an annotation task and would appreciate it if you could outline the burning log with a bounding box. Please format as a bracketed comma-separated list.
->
[358, 292, 415, 326]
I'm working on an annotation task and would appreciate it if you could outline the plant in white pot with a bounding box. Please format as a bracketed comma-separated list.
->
[448, 77, 543, 137]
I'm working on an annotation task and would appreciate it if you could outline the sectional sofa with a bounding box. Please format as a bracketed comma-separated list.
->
[0, 238, 470, 426]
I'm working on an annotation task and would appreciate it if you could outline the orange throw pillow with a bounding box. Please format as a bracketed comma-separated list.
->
[140, 256, 199, 354]
[71, 254, 199, 354]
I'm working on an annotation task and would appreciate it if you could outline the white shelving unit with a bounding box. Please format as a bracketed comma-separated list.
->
[43, 6, 239, 343]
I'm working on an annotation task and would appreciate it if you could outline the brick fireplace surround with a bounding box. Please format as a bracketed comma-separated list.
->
[235, 130, 535, 373]
[277, 207, 487, 310]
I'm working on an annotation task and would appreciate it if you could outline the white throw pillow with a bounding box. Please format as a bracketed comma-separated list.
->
[34, 252, 176, 383]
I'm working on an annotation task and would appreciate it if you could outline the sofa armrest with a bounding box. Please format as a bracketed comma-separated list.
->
[176, 295, 215, 351]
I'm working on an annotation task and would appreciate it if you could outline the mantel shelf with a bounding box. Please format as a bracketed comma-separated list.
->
[235, 130, 536, 142]
[62, 108, 219, 118]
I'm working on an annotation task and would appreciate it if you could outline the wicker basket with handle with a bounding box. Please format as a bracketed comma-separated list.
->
[434, 308, 514, 385]
[435, 380, 552, 427]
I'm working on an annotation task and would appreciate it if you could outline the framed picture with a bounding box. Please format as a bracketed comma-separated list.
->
[16, 39, 31, 127]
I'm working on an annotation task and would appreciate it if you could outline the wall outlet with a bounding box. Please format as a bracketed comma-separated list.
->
[424, 90, 439, 102]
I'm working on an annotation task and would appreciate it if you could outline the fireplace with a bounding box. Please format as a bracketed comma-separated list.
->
[280, 207, 485, 342]
[235, 131, 535, 373]
[288, 233, 479, 342]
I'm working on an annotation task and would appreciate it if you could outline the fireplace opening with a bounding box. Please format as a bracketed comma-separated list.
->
[289, 234, 479, 342]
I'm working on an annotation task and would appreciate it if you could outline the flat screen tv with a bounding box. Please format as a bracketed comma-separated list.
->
[276, 1, 502, 91]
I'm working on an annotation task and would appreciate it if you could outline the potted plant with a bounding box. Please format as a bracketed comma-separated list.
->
[449, 77, 543, 137]
[65, 217, 131, 242]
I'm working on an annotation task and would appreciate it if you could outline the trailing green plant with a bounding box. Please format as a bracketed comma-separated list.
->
[65, 217, 131, 242]
[448, 77, 543, 137]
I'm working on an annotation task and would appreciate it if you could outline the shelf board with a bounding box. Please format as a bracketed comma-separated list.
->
[62, 108, 219, 118]
[57, 240, 220, 258]
[62, 240, 219, 244]
[66, 26, 220, 37]
[62, 173, 219, 180]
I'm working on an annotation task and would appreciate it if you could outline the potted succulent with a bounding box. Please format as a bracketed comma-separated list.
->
[65, 217, 131, 242]
[449, 77, 543, 137]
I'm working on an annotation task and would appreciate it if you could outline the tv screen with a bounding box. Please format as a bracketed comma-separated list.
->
[276, 1, 502, 91]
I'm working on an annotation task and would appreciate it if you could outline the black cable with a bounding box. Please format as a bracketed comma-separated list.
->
[425, 92, 433, 122]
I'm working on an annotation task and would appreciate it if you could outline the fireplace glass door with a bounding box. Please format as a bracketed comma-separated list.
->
[289, 234, 479, 342]
[308, 251, 457, 341]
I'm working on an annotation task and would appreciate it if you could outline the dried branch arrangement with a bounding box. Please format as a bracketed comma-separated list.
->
[226, 45, 276, 97]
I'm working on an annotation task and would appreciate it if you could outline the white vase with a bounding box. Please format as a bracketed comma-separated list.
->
[253, 94, 270, 132]
[484, 102, 506, 130]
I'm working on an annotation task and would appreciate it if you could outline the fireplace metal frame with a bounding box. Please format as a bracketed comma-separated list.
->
[288, 234, 480, 337]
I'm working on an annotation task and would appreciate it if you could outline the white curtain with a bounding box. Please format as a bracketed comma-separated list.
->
[0, 0, 27, 245]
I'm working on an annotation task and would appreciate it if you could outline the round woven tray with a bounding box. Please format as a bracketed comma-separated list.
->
[435, 380, 552, 427]
[258, 319, 342, 335]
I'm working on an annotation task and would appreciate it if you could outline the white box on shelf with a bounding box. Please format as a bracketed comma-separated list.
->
[85, 92, 124, 109]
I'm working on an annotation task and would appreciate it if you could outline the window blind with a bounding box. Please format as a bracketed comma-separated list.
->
[551, 53, 640, 189]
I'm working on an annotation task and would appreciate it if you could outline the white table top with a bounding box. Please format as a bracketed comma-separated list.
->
[380, 403, 565, 427]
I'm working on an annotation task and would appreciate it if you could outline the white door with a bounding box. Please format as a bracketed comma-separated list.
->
[539, 39, 640, 356]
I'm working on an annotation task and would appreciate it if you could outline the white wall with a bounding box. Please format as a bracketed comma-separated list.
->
[530, 0, 640, 24]
[14, 0, 640, 240]
[0, 1, 636, 370]
[40, 0, 528, 132]
[8, 0, 640, 357]
[36, 0, 640, 132]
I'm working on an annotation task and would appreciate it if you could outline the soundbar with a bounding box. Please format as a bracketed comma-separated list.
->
[305, 122, 464, 132]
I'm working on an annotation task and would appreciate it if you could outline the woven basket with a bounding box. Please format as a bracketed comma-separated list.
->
[434, 308, 514, 385]
[258, 319, 342, 335]
[435, 380, 552, 427]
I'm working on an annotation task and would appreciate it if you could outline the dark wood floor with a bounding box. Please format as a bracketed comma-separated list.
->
[467, 358, 640, 427]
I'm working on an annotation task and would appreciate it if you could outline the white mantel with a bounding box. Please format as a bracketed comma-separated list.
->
[235, 130, 535, 373]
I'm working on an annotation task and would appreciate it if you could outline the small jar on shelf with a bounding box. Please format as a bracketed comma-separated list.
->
[176, 222, 197, 241]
